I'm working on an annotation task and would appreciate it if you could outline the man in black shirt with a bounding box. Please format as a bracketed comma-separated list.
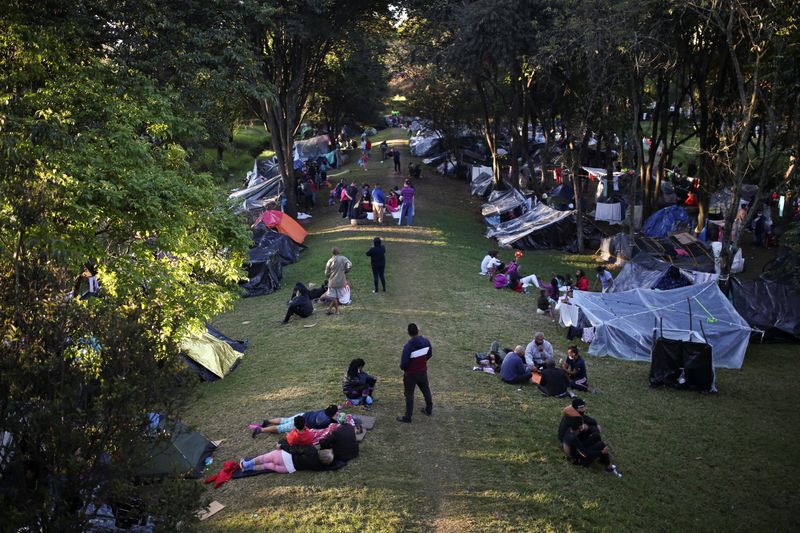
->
[561, 417, 621, 477]
[537, 360, 570, 397]
[319, 423, 359, 461]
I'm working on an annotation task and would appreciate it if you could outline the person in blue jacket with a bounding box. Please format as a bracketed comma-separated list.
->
[499, 345, 532, 384]
[397, 323, 433, 423]
[253, 405, 339, 438]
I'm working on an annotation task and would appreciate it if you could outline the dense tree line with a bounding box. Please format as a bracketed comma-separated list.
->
[399, 0, 799, 273]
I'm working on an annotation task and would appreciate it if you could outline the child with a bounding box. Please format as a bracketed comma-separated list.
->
[285, 416, 315, 446]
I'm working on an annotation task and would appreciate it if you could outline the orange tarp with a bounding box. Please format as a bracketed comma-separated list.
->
[256, 210, 308, 244]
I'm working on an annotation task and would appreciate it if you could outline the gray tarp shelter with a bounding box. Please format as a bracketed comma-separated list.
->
[568, 282, 752, 369]
[485, 202, 577, 249]
[609, 253, 694, 293]
[470, 165, 494, 197]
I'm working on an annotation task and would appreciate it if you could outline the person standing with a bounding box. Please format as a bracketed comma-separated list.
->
[324, 247, 352, 315]
[380, 140, 388, 162]
[397, 323, 433, 423]
[595, 265, 614, 293]
[371, 183, 386, 224]
[346, 181, 359, 220]
[400, 179, 415, 226]
[392, 146, 401, 173]
[340, 181, 353, 219]
[366, 237, 386, 293]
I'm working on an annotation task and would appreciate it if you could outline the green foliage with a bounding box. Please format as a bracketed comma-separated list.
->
[0, 4, 249, 528]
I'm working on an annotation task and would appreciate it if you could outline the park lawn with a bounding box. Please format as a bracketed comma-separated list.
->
[186, 128, 800, 532]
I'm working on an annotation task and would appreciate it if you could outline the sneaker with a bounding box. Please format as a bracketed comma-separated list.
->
[251, 427, 260, 439]
[396, 416, 411, 423]
[606, 465, 622, 478]
[372, 290, 378, 293]
[420, 407, 432, 416]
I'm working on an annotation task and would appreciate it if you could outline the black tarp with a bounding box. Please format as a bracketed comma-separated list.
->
[485, 203, 598, 252]
[649, 337, 715, 392]
[729, 277, 800, 340]
[610, 253, 693, 293]
[252, 226, 303, 266]
[240, 228, 303, 297]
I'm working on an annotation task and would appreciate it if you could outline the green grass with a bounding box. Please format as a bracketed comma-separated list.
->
[187, 128, 800, 532]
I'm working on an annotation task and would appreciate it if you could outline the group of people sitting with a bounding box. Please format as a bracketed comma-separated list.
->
[475, 333, 591, 396]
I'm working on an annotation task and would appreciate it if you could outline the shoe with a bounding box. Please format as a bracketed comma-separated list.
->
[420, 407, 432, 416]
[251, 427, 260, 438]
[396, 416, 411, 423]
[281, 320, 289, 324]
[372, 290, 378, 293]
[606, 465, 622, 478]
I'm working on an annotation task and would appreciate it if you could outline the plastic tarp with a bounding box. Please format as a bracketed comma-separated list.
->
[729, 277, 800, 340]
[205, 324, 249, 354]
[709, 185, 759, 214]
[568, 282, 752, 368]
[610, 253, 693, 293]
[255, 210, 308, 244]
[470, 165, 494, 197]
[294, 135, 331, 162]
[481, 188, 527, 217]
[600, 232, 716, 272]
[180, 331, 244, 381]
[643, 205, 691, 238]
[138, 415, 216, 479]
[485, 203, 589, 251]
[252, 227, 302, 266]
[409, 135, 441, 157]
[229, 173, 283, 214]
[240, 244, 282, 298]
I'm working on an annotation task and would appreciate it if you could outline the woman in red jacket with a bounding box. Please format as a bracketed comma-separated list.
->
[575, 269, 589, 291]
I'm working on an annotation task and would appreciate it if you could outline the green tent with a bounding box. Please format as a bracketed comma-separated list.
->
[180, 331, 244, 381]
[138, 415, 216, 479]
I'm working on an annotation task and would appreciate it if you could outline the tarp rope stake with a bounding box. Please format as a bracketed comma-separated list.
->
[693, 296, 718, 323]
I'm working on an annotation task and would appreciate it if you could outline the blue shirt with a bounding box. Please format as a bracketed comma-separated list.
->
[372, 187, 386, 204]
[500, 353, 528, 383]
[302, 409, 335, 429]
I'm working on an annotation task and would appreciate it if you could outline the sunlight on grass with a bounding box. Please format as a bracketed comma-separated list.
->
[254, 386, 313, 402]
[328, 235, 448, 246]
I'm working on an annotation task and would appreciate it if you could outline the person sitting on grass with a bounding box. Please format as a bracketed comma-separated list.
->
[480, 251, 502, 276]
[562, 345, 590, 392]
[558, 397, 600, 443]
[251, 405, 339, 438]
[536, 289, 552, 316]
[537, 360, 570, 398]
[239, 444, 334, 473]
[499, 345, 532, 384]
[561, 417, 620, 477]
[283, 282, 314, 324]
[319, 422, 360, 461]
[342, 358, 377, 406]
[285, 415, 315, 446]
[525, 332, 554, 370]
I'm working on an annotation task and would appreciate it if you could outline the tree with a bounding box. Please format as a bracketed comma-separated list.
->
[1, 5, 249, 528]
[242, 0, 387, 217]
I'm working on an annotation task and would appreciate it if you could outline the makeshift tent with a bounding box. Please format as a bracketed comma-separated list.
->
[610, 253, 694, 293]
[252, 226, 303, 266]
[643, 205, 691, 238]
[228, 174, 283, 214]
[649, 335, 716, 391]
[709, 184, 758, 215]
[481, 188, 528, 217]
[181, 328, 245, 381]
[293, 135, 331, 162]
[240, 243, 282, 297]
[138, 414, 216, 479]
[567, 282, 752, 368]
[205, 324, 249, 353]
[729, 277, 800, 340]
[486, 203, 596, 251]
[409, 134, 441, 157]
[598, 231, 715, 272]
[254, 210, 308, 244]
[470, 165, 494, 197]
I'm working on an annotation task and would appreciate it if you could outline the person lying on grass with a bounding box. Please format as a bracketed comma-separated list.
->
[239, 444, 334, 473]
[561, 416, 621, 477]
[251, 405, 338, 438]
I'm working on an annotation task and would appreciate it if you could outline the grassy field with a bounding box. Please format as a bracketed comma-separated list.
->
[186, 128, 800, 532]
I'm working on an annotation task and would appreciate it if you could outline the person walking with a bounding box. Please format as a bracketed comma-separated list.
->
[324, 247, 352, 315]
[366, 237, 386, 293]
[397, 323, 433, 423]
[371, 183, 385, 224]
[400, 179, 415, 226]
[380, 140, 388, 162]
[392, 146, 401, 173]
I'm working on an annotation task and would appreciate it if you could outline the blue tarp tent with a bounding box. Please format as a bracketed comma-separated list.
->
[643, 205, 690, 238]
[568, 282, 752, 368]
